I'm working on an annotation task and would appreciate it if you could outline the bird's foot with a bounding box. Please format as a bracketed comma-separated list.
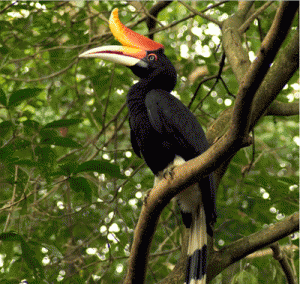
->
[163, 165, 176, 180]
[142, 188, 152, 205]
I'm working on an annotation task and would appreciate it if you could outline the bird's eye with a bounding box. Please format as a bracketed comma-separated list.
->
[147, 54, 157, 62]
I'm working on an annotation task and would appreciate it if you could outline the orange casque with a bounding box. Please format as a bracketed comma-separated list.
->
[109, 8, 164, 58]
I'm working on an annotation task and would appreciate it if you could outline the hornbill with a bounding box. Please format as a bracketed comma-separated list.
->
[80, 8, 216, 284]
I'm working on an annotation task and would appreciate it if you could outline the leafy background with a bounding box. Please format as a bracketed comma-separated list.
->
[0, 1, 298, 283]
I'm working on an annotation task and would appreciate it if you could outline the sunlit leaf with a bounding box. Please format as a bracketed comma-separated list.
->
[75, 160, 125, 179]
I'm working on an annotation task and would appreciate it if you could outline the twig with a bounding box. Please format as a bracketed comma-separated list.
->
[207, 212, 299, 281]
[0, 1, 18, 15]
[270, 242, 297, 284]
[191, 53, 226, 111]
[179, 0, 222, 27]
[188, 74, 218, 109]
[102, 66, 115, 128]
[1, 60, 77, 83]
[239, 1, 274, 34]
[57, 102, 127, 163]
[144, 1, 173, 39]
[147, 1, 228, 37]
[3, 165, 18, 232]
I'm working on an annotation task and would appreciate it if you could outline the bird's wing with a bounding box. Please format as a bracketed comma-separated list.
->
[145, 89, 217, 227]
[129, 123, 142, 158]
[145, 89, 209, 158]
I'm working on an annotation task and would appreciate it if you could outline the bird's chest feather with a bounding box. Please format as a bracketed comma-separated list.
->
[129, 111, 175, 174]
[129, 112, 165, 146]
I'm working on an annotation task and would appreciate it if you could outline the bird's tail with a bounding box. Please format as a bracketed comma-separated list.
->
[185, 205, 207, 284]
[154, 155, 208, 283]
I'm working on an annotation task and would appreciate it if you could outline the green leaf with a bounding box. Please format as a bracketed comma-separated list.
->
[28, 240, 64, 260]
[34, 146, 57, 180]
[0, 146, 14, 161]
[0, 231, 22, 242]
[59, 161, 79, 176]
[75, 160, 125, 179]
[8, 88, 42, 107]
[20, 239, 44, 279]
[69, 176, 92, 202]
[43, 118, 83, 129]
[41, 137, 82, 148]
[40, 128, 59, 139]
[41, 243, 63, 259]
[232, 269, 258, 284]
[90, 71, 110, 97]
[3, 260, 23, 283]
[13, 138, 31, 151]
[0, 121, 13, 137]
[14, 159, 38, 167]
[0, 139, 31, 162]
[0, 88, 7, 106]
[23, 119, 40, 130]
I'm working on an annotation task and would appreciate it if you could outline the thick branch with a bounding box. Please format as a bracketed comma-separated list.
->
[236, 1, 254, 19]
[221, 6, 252, 83]
[230, 2, 298, 139]
[249, 29, 299, 130]
[207, 212, 299, 281]
[266, 101, 299, 117]
[207, 30, 299, 144]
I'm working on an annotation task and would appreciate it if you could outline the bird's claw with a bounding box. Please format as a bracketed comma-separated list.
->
[142, 188, 152, 205]
[163, 166, 175, 180]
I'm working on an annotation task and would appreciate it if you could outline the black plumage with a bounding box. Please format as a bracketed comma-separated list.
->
[79, 9, 217, 283]
[127, 49, 216, 231]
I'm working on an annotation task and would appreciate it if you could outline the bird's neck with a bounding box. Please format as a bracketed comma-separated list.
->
[126, 80, 150, 115]
[127, 68, 177, 114]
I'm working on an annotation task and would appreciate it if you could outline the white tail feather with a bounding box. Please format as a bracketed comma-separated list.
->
[185, 205, 207, 284]
[154, 155, 207, 284]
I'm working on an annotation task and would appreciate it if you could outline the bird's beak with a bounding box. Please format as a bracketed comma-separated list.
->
[79, 45, 148, 67]
[79, 8, 164, 67]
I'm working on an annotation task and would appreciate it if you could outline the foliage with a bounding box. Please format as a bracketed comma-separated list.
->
[0, 1, 298, 283]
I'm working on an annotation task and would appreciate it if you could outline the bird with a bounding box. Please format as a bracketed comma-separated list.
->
[79, 8, 216, 284]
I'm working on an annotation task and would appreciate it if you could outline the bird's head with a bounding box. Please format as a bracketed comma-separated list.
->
[79, 8, 176, 88]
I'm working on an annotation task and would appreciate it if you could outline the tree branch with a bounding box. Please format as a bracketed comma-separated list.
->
[266, 101, 299, 117]
[230, 2, 298, 139]
[207, 212, 299, 281]
[1, 60, 77, 82]
[221, 5, 252, 83]
[207, 29, 299, 144]
[124, 3, 298, 283]
[179, 1, 222, 27]
[239, 1, 274, 34]
[270, 242, 298, 284]
[0, 1, 18, 15]
[146, 1, 172, 40]
[249, 29, 299, 130]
